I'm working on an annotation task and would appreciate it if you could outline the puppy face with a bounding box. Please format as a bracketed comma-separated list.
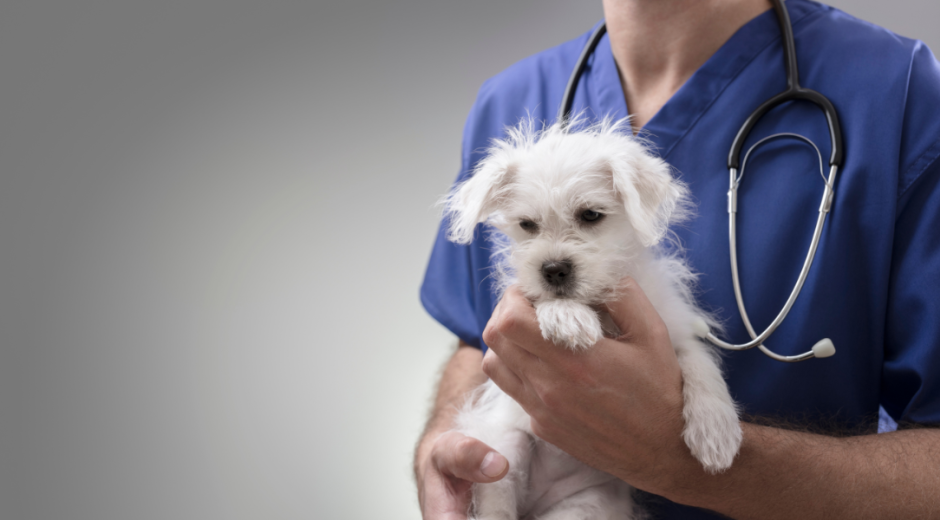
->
[446, 120, 688, 304]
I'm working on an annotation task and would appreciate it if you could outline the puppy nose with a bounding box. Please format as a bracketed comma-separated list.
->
[541, 260, 572, 286]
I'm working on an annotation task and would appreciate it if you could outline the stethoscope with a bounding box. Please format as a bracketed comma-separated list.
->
[559, 0, 843, 362]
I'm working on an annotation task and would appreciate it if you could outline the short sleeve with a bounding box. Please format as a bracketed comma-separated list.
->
[881, 43, 940, 426]
[419, 84, 505, 351]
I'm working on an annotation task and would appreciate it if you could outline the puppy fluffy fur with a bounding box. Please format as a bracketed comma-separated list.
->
[443, 119, 742, 520]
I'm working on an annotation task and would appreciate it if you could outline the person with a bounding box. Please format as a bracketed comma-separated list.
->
[415, 0, 940, 518]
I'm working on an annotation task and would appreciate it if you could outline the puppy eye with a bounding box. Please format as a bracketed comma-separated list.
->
[519, 220, 538, 232]
[580, 210, 604, 223]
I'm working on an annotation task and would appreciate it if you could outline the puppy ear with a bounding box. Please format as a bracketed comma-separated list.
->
[444, 154, 516, 244]
[609, 145, 688, 247]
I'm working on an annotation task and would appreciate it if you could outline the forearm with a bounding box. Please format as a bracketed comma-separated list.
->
[414, 341, 486, 478]
[664, 423, 940, 519]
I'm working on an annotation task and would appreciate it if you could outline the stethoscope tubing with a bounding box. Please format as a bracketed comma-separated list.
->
[728, 0, 844, 169]
[558, 0, 842, 362]
[706, 162, 838, 362]
[557, 22, 608, 124]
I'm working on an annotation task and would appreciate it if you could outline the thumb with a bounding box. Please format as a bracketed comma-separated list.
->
[432, 431, 509, 483]
[603, 277, 667, 345]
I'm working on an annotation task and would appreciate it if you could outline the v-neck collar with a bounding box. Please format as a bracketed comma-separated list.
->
[587, 0, 821, 160]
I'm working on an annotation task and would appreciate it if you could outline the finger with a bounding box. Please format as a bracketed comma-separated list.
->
[483, 319, 542, 373]
[602, 277, 668, 345]
[431, 431, 509, 483]
[500, 286, 540, 335]
[485, 286, 549, 357]
[483, 292, 552, 378]
[481, 348, 536, 406]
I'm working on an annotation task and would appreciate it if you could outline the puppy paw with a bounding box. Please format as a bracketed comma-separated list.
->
[682, 398, 742, 474]
[535, 300, 602, 351]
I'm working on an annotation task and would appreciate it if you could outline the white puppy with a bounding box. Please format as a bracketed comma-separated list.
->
[443, 119, 742, 520]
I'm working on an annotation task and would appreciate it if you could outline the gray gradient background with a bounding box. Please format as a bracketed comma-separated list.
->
[1, 2, 936, 519]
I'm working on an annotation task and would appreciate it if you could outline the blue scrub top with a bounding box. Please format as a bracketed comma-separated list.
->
[421, 1, 940, 516]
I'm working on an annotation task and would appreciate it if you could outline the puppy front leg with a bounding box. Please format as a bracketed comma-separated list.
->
[674, 338, 742, 473]
[535, 299, 604, 351]
[470, 429, 532, 520]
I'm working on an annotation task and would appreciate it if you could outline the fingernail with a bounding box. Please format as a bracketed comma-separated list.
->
[480, 451, 507, 478]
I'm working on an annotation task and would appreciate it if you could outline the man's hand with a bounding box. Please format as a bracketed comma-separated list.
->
[415, 344, 510, 519]
[481, 280, 699, 496]
[416, 431, 509, 520]
[480, 282, 940, 519]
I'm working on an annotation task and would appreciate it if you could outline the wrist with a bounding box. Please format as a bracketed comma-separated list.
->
[658, 421, 831, 514]
[645, 420, 748, 508]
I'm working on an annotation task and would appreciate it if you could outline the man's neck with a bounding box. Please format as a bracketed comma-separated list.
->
[602, 0, 771, 132]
